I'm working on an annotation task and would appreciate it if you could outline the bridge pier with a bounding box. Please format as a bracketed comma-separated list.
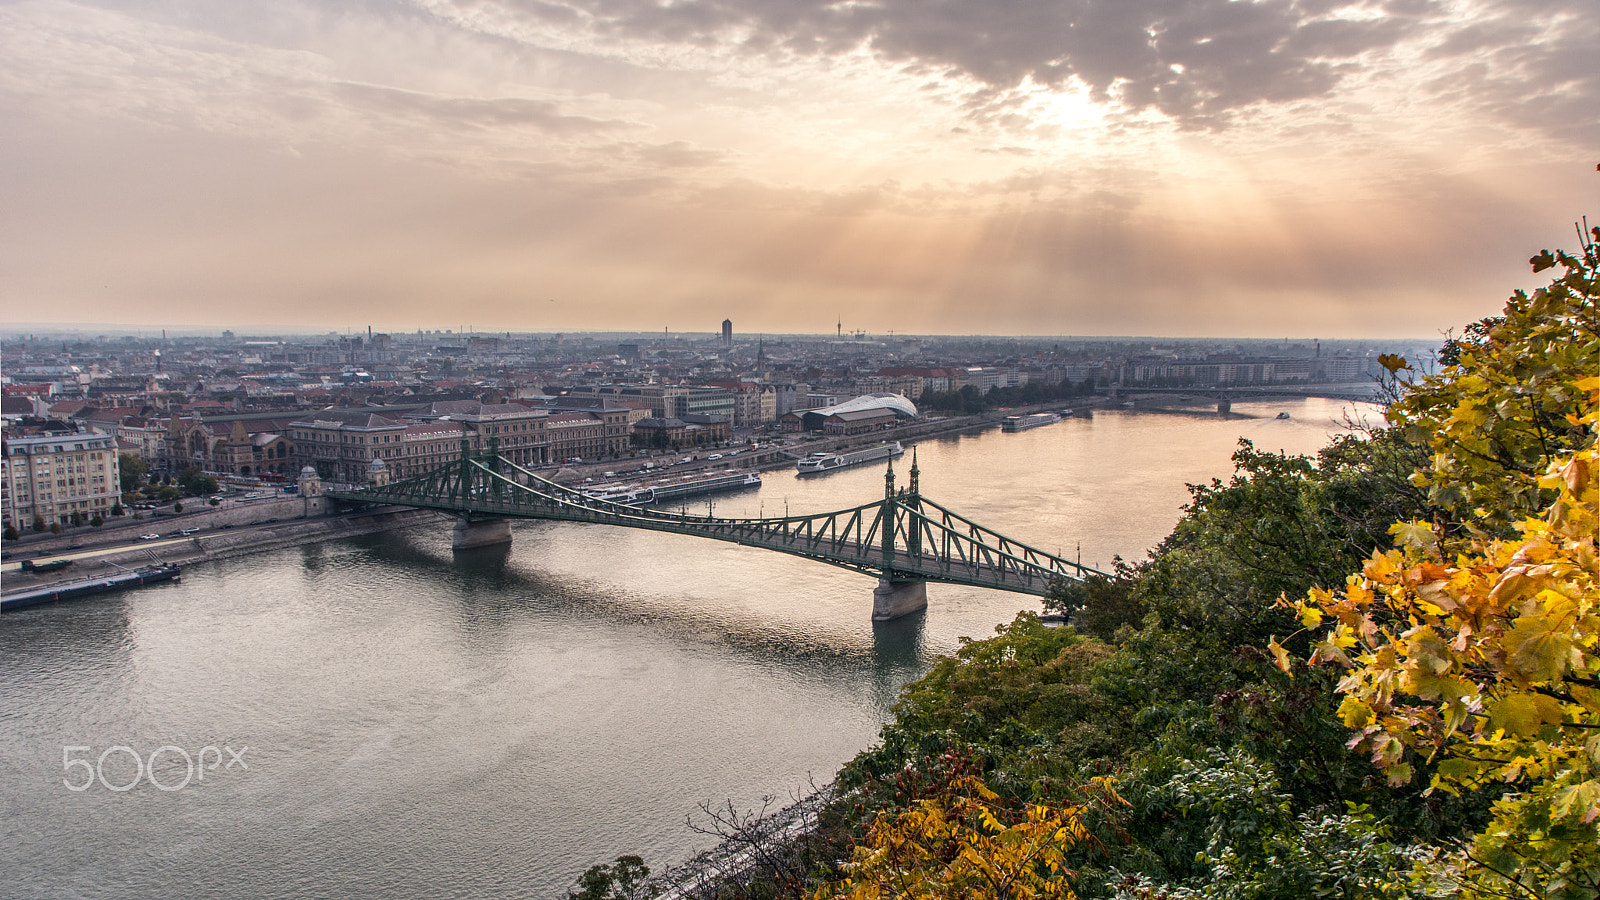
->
[452, 517, 512, 550]
[872, 579, 927, 621]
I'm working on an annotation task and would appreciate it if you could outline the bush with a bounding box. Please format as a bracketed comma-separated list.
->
[3, 525, 18, 541]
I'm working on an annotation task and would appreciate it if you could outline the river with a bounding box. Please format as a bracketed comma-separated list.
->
[0, 398, 1368, 899]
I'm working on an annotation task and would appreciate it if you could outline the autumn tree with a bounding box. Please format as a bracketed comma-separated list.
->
[1278, 224, 1599, 899]
[813, 751, 1119, 900]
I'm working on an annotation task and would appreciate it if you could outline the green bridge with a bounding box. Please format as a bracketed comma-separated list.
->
[327, 439, 1104, 619]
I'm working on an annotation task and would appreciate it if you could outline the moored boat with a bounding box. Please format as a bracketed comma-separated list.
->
[1001, 412, 1062, 432]
[2, 563, 182, 612]
[796, 442, 904, 474]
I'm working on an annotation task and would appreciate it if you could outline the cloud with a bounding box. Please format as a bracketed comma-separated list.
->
[449, 0, 1595, 138]
[330, 81, 633, 135]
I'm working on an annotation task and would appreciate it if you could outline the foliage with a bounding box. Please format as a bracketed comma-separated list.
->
[32, 515, 46, 532]
[178, 465, 219, 497]
[1275, 229, 1600, 897]
[815, 752, 1119, 900]
[568, 855, 655, 900]
[1109, 751, 1431, 900]
[118, 453, 148, 492]
[3, 525, 18, 541]
[90, 514, 103, 527]
[1381, 225, 1597, 537]
[1046, 559, 1146, 642]
[1280, 420, 1599, 897]
[111, 502, 123, 516]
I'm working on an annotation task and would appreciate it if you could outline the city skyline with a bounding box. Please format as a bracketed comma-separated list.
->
[2, 0, 1595, 339]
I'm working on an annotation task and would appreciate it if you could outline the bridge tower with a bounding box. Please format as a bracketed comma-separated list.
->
[872, 455, 927, 621]
[451, 435, 512, 550]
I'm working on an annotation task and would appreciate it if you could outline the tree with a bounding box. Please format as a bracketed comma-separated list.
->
[173, 501, 183, 514]
[567, 855, 654, 900]
[1379, 225, 1597, 538]
[118, 453, 148, 492]
[3, 525, 17, 541]
[1046, 558, 1145, 641]
[49, 522, 60, 534]
[178, 465, 218, 497]
[1276, 228, 1599, 899]
[111, 502, 124, 516]
[815, 753, 1118, 900]
[90, 514, 103, 528]
[32, 515, 46, 532]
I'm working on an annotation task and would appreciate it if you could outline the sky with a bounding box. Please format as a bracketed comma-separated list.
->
[1, 0, 1595, 339]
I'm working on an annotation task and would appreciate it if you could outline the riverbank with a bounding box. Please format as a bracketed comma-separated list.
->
[1, 507, 443, 599]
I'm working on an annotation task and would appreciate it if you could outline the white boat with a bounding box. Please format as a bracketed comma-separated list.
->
[796, 442, 904, 474]
[582, 471, 761, 505]
[1001, 412, 1062, 432]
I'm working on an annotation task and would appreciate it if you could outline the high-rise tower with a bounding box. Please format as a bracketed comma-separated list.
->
[721, 318, 732, 348]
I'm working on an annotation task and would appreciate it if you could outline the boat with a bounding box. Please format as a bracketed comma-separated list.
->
[1, 563, 181, 613]
[20, 558, 74, 573]
[1001, 412, 1062, 432]
[1276, 411, 1292, 420]
[580, 471, 761, 506]
[796, 442, 904, 474]
[636, 471, 761, 504]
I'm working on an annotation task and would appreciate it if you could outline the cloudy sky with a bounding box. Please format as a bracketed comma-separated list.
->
[1, 0, 1594, 337]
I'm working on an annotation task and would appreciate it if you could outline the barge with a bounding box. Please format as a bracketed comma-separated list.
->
[2, 563, 182, 612]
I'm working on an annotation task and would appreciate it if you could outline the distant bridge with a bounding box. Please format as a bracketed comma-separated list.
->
[327, 439, 1104, 619]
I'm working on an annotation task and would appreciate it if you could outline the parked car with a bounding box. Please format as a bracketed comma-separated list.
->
[707, 454, 723, 460]
[180, 528, 200, 536]
[139, 533, 160, 541]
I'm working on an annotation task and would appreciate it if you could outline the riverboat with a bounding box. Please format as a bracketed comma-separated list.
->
[1001, 412, 1062, 432]
[1, 563, 181, 612]
[581, 471, 761, 506]
[796, 442, 904, 475]
[19, 558, 74, 573]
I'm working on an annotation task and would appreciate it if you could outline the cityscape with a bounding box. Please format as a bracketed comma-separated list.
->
[1, 0, 1592, 896]
[1, 324, 1428, 535]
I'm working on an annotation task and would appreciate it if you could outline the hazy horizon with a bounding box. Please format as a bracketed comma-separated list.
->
[2, 1, 1594, 339]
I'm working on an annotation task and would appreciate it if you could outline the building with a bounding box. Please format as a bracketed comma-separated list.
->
[721, 318, 732, 349]
[822, 407, 899, 435]
[632, 417, 688, 449]
[290, 411, 406, 484]
[546, 411, 610, 462]
[3, 431, 122, 530]
[784, 393, 918, 433]
[403, 401, 551, 469]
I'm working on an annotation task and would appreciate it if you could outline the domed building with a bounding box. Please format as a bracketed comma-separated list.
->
[781, 393, 919, 434]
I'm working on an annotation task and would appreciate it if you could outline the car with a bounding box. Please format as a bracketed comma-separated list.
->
[682, 457, 692, 463]
[707, 454, 723, 460]
[180, 528, 199, 536]
[139, 533, 160, 541]
[243, 492, 260, 499]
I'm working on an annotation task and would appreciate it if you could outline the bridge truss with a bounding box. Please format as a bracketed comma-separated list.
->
[327, 440, 1104, 597]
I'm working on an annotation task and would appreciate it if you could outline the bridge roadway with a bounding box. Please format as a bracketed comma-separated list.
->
[327, 443, 1104, 620]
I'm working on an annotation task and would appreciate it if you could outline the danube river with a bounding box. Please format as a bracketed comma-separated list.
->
[0, 399, 1367, 899]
